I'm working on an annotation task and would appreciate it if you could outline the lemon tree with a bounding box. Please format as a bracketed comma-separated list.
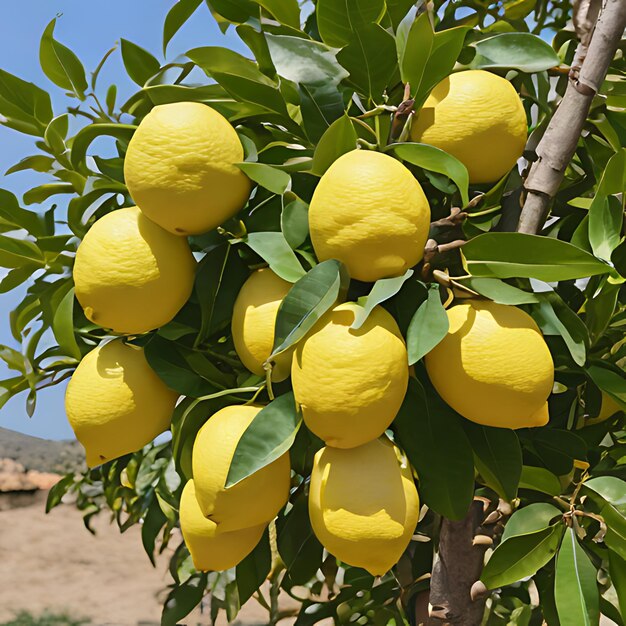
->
[0, 1, 625, 625]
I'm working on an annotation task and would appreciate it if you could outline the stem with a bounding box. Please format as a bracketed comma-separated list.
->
[516, 0, 626, 235]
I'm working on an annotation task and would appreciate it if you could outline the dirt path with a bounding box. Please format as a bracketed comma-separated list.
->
[0, 494, 291, 625]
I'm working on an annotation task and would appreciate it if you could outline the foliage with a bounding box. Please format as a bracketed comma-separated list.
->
[0, 612, 89, 626]
[0, 0, 625, 625]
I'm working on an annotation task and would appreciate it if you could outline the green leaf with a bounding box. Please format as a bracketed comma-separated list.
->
[226, 392, 301, 487]
[195, 244, 248, 342]
[501, 503, 562, 543]
[396, 11, 433, 93]
[588, 149, 626, 260]
[0, 189, 46, 236]
[406, 284, 449, 365]
[207, 0, 256, 23]
[394, 377, 474, 520]
[416, 26, 469, 104]
[281, 199, 309, 249]
[464, 422, 522, 501]
[464, 277, 539, 305]
[0, 69, 53, 136]
[70, 123, 136, 169]
[299, 82, 345, 143]
[264, 33, 349, 89]
[463, 233, 610, 281]
[145, 335, 223, 397]
[254, 0, 300, 29]
[236, 162, 290, 195]
[390, 142, 469, 206]
[609, 550, 626, 620]
[271, 259, 349, 358]
[163, 0, 203, 54]
[141, 498, 167, 566]
[585, 476, 626, 509]
[52, 287, 81, 361]
[23, 183, 74, 205]
[245, 231, 305, 283]
[277, 492, 324, 585]
[311, 115, 357, 176]
[386, 0, 417, 29]
[531, 428, 588, 476]
[586, 365, 626, 411]
[45, 473, 75, 513]
[351, 270, 413, 330]
[337, 24, 398, 100]
[481, 524, 564, 589]
[187, 46, 288, 117]
[236, 528, 271, 605]
[120, 39, 161, 86]
[519, 465, 562, 496]
[0, 267, 33, 294]
[555, 528, 599, 626]
[470, 33, 561, 73]
[39, 19, 88, 98]
[5, 155, 55, 176]
[317, 0, 385, 47]
[161, 575, 207, 626]
[533, 292, 588, 367]
[0, 235, 44, 269]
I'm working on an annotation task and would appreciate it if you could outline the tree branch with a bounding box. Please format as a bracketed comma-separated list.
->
[517, 0, 626, 235]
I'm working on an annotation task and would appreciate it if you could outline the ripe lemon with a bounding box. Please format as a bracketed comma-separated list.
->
[410, 70, 527, 184]
[309, 437, 419, 576]
[65, 339, 178, 467]
[308, 150, 430, 282]
[180, 480, 265, 572]
[291, 303, 408, 449]
[192, 404, 291, 532]
[425, 300, 554, 428]
[73, 207, 196, 335]
[585, 392, 623, 426]
[232, 268, 293, 381]
[124, 102, 251, 235]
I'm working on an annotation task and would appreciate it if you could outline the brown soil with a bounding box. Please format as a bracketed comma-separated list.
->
[0, 495, 303, 626]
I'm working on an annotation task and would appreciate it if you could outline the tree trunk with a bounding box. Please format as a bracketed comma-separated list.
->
[424, 501, 497, 626]
[517, 0, 626, 234]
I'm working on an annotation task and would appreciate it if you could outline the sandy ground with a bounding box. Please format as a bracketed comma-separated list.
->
[0, 493, 294, 625]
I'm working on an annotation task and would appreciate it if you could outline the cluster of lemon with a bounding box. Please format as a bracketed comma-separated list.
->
[64, 70, 573, 577]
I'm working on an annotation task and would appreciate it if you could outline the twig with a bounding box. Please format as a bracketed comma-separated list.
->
[517, 0, 626, 235]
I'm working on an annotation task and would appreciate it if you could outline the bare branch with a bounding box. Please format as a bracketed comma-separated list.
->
[517, 0, 626, 235]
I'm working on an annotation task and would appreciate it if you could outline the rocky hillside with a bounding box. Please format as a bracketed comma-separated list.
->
[0, 427, 84, 474]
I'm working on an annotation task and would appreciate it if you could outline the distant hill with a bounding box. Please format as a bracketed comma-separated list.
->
[0, 427, 85, 474]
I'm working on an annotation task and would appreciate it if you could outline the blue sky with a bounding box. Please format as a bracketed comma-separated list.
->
[0, 1, 245, 439]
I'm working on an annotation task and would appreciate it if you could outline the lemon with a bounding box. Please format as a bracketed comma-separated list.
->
[180, 480, 265, 572]
[425, 300, 554, 428]
[124, 102, 251, 235]
[309, 437, 419, 576]
[410, 70, 527, 184]
[292, 303, 408, 449]
[232, 268, 293, 381]
[585, 392, 623, 426]
[308, 150, 431, 282]
[192, 404, 291, 532]
[65, 339, 178, 467]
[73, 207, 196, 335]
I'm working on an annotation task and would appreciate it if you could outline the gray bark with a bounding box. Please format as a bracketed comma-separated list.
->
[517, 0, 626, 235]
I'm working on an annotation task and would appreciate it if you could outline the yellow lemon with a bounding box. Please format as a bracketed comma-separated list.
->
[65, 339, 178, 467]
[425, 300, 554, 428]
[308, 150, 430, 282]
[192, 405, 291, 532]
[585, 392, 623, 426]
[180, 480, 265, 572]
[232, 268, 293, 381]
[291, 303, 408, 449]
[410, 70, 527, 184]
[124, 102, 251, 235]
[309, 437, 419, 576]
[73, 207, 196, 335]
